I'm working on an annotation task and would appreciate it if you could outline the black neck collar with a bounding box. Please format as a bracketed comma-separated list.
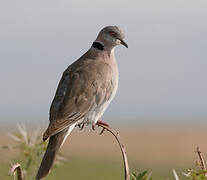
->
[92, 41, 104, 50]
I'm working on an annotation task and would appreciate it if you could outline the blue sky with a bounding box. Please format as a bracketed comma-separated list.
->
[0, 0, 207, 126]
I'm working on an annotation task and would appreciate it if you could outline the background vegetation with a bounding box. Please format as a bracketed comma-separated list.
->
[1, 124, 207, 180]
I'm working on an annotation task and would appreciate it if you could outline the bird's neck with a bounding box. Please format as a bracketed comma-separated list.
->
[92, 41, 104, 50]
[91, 41, 115, 58]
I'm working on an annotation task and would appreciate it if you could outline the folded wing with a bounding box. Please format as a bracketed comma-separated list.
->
[43, 60, 114, 140]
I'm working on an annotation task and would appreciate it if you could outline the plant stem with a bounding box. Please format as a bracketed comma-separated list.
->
[98, 125, 130, 180]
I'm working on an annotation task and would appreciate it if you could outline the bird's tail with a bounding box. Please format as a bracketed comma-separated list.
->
[36, 123, 76, 180]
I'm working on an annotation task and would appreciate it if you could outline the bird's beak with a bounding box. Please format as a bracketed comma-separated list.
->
[119, 39, 128, 48]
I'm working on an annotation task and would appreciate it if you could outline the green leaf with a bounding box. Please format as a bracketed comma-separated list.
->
[136, 170, 148, 180]
[131, 170, 149, 180]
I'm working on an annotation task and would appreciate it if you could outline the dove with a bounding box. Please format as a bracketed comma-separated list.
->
[36, 25, 128, 179]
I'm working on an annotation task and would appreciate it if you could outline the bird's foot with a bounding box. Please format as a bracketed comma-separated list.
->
[97, 120, 110, 127]
[77, 122, 86, 130]
[92, 120, 110, 135]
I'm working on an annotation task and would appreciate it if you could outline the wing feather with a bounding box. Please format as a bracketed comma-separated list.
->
[44, 60, 115, 140]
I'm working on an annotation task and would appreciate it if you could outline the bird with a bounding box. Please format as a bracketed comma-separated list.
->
[36, 25, 128, 179]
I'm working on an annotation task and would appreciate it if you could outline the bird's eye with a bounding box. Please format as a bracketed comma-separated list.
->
[109, 31, 116, 37]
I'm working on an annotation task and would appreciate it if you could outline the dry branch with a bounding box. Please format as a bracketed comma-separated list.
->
[196, 146, 207, 178]
[10, 163, 23, 180]
[172, 169, 180, 180]
[98, 124, 130, 180]
[196, 147, 206, 170]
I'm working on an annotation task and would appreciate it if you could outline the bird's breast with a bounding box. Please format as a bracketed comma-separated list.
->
[85, 72, 119, 125]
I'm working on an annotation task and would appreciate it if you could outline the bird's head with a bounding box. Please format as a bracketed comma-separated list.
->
[94, 26, 128, 51]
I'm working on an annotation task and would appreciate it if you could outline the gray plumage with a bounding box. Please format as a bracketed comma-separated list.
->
[36, 25, 127, 179]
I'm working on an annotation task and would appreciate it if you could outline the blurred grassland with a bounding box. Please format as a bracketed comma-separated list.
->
[1, 126, 207, 179]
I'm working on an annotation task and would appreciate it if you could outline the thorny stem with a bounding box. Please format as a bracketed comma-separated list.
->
[10, 163, 23, 180]
[98, 124, 130, 180]
[196, 146, 207, 177]
[196, 147, 206, 170]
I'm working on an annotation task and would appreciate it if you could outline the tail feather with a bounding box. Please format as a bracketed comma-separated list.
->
[36, 127, 69, 180]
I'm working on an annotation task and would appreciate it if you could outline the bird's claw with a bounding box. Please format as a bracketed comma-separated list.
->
[77, 123, 85, 130]
[96, 120, 110, 127]
[99, 127, 106, 135]
[92, 123, 96, 131]
[92, 120, 110, 135]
